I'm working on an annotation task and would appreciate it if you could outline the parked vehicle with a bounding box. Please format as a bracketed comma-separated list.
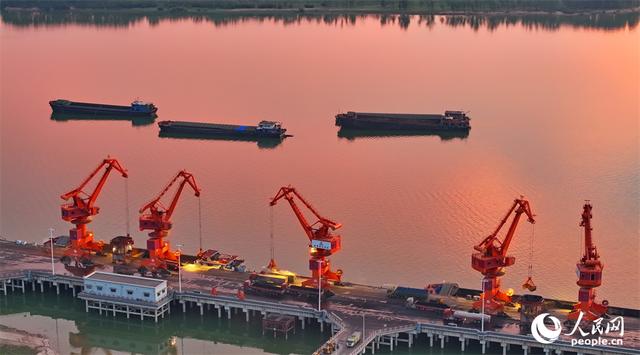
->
[346, 331, 362, 347]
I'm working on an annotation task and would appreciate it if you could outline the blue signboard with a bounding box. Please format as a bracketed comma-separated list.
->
[311, 239, 332, 250]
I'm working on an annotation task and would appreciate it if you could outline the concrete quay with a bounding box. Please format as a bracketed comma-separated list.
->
[1, 240, 639, 355]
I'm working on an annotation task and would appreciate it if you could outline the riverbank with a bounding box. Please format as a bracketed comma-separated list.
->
[2, 0, 639, 16]
[2, 7, 637, 31]
[0, 325, 56, 355]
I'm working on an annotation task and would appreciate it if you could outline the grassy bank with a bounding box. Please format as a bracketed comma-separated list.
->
[0, 344, 36, 355]
[2, 0, 639, 15]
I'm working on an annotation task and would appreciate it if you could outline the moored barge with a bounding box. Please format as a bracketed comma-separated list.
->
[158, 120, 287, 138]
[335, 111, 470, 131]
[49, 99, 158, 117]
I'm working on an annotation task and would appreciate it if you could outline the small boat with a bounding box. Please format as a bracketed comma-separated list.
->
[49, 99, 158, 118]
[158, 120, 288, 139]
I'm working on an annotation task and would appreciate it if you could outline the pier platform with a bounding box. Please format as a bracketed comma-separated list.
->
[1, 239, 639, 355]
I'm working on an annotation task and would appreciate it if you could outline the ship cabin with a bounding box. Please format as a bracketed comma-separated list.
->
[131, 100, 157, 113]
[256, 120, 283, 133]
[444, 110, 469, 120]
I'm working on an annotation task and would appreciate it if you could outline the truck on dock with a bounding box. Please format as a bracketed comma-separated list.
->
[387, 283, 459, 301]
[442, 309, 492, 328]
[243, 272, 334, 301]
[346, 331, 362, 347]
[109, 235, 134, 264]
[244, 273, 288, 298]
[387, 286, 428, 300]
[335, 111, 470, 131]
[405, 297, 451, 316]
[195, 249, 246, 272]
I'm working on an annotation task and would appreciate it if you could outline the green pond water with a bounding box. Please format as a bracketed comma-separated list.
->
[0, 289, 536, 354]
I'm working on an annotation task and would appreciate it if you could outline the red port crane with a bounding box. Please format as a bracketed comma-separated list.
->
[138, 170, 200, 276]
[471, 197, 535, 315]
[270, 186, 342, 288]
[60, 157, 128, 266]
[568, 202, 607, 322]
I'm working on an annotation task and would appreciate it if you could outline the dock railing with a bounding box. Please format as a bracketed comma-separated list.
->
[175, 290, 323, 319]
[349, 323, 416, 355]
[313, 311, 347, 354]
[0, 270, 28, 281]
[416, 323, 639, 355]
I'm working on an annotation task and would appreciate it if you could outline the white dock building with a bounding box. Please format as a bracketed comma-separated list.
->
[79, 271, 171, 322]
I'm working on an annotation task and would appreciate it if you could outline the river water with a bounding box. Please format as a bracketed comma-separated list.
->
[0, 11, 638, 353]
[0, 289, 329, 354]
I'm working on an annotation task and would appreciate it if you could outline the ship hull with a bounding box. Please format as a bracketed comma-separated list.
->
[337, 127, 469, 140]
[51, 112, 156, 126]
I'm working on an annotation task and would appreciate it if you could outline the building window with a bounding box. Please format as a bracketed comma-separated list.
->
[157, 292, 161, 297]
[143, 292, 150, 298]
[127, 290, 133, 295]
[110, 288, 116, 293]
[97, 286, 103, 291]
[86, 285, 92, 289]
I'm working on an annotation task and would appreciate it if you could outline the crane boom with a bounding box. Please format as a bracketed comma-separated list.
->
[580, 203, 598, 263]
[474, 198, 535, 258]
[61, 158, 128, 216]
[270, 186, 341, 241]
[139, 170, 200, 218]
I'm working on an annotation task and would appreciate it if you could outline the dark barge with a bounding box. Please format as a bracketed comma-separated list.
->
[158, 120, 288, 139]
[49, 99, 158, 118]
[335, 111, 470, 131]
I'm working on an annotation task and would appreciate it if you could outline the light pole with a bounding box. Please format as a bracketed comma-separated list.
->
[176, 244, 183, 293]
[49, 228, 55, 275]
[480, 277, 485, 333]
[362, 313, 366, 339]
[317, 259, 322, 312]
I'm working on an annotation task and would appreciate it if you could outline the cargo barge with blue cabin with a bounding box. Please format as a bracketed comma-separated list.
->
[335, 110, 470, 131]
[158, 120, 288, 139]
[49, 99, 158, 117]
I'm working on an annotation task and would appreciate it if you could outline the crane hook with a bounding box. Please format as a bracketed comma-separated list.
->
[522, 223, 537, 292]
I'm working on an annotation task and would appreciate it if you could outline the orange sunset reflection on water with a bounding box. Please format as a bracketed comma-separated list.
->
[0, 14, 638, 308]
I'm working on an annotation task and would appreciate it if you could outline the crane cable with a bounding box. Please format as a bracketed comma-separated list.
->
[198, 197, 203, 253]
[522, 222, 537, 291]
[270, 205, 275, 263]
[527, 223, 535, 278]
[124, 178, 130, 236]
